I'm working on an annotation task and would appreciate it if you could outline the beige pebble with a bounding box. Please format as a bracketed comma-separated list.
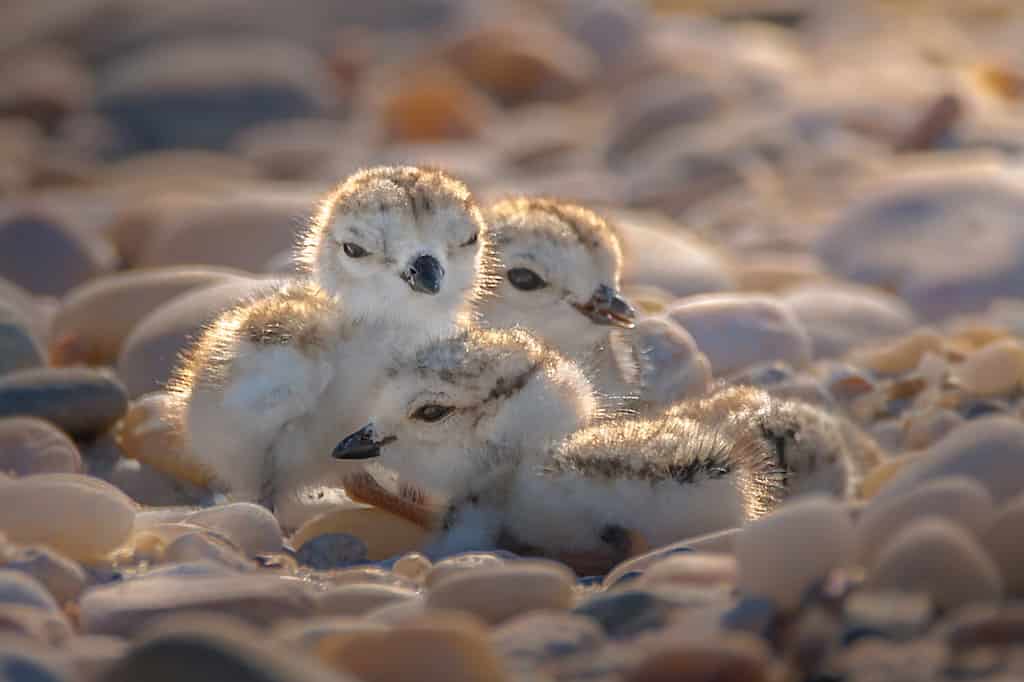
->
[870, 519, 1003, 610]
[316, 584, 419, 617]
[640, 553, 737, 589]
[392, 553, 431, 583]
[954, 338, 1024, 397]
[424, 553, 507, 590]
[186, 503, 283, 557]
[273, 616, 389, 649]
[0, 416, 82, 476]
[902, 409, 964, 450]
[625, 633, 773, 682]
[981, 494, 1024, 597]
[602, 528, 740, 589]
[855, 476, 995, 565]
[163, 532, 252, 571]
[363, 598, 427, 626]
[426, 561, 574, 624]
[859, 454, 923, 499]
[0, 474, 135, 562]
[736, 496, 853, 609]
[320, 611, 508, 682]
[0, 603, 73, 645]
[59, 634, 128, 680]
[848, 328, 944, 375]
[0, 545, 86, 605]
[291, 506, 429, 561]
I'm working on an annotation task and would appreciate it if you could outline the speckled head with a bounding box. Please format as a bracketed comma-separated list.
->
[298, 165, 499, 335]
[480, 197, 635, 356]
[334, 327, 599, 499]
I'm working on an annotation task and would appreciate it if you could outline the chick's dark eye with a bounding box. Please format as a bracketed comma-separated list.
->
[411, 404, 455, 422]
[461, 231, 478, 247]
[343, 242, 368, 258]
[507, 268, 547, 291]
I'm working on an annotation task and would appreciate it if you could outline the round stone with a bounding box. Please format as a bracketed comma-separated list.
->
[0, 570, 60, 612]
[847, 328, 944, 376]
[392, 553, 431, 583]
[295, 533, 367, 570]
[315, 584, 419, 617]
[116, 277, 269, 398]
[492, 612, 605, 670]
[0, 546, 86, 604]
[186, 503, 283, 558]
[50, 267, 245, 366]
[0, 301, 43, 377]
[625, 634, 772, 682]
[874, 416, 1024, 505]
[855, 476, 995, 565]
[639, 553, 738, 589]
[735, 496, 853, 609]
[424, 553, 507, 589]
[0, 417, 82, 476]
[667, 293, 812, 376]
[782, 284, 917, 359]
[426, 561, 575, 624]
[572, 589, 675, 639]
[0, 474, 135, 562]
[291, 506, 431, 563]
[981, 494, 1024, 597]
[870, 519, 1003, 610]
[953, 338, 1024, 398]
[0, 367, 128, 438]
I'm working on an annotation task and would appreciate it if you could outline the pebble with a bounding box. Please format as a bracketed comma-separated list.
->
[0, 570, 60, 612]
[291, 506, 430, 563]
[981, 493, 1024, 596]
[855, 476, 996, 565]
[491, 612, 604, 671]
[296, 533, 368, 570]
[667, 293, 813, 376]
[376, 64, 494, 142]
[631, 317, 712, 404]
[602, 529, 739, 589]
[98, 39, 336, 155]
[273, 616, 388, 649]
[902, 408, 964, 450]
[0, 302, 44, 377]
[185, 503, 283, 558]
[0, 637, 75, 681]
[944, 604, 1024, 649]
[0, 417, 82, 476]
[0, 208, 116, 297]
[954, 337, 1024, 397]
[815, 168, 1024, 321]
[639, 553, 738, 589]
[782, 284, 917, 358]
[0, 474, 135, 562]
[624, 634, 774, 682]
[315, 584, 419, 617]
[320, 612, 509, 682]
[80, 574, 314, 636]
[847, 328, 944, 376]
[116, 277, 269, 397]
[50, 267, 245, 366]
[363, 597, 427, 626]
[869, 519, 1003, 610]
[99, 614, 347, 682]
[735, 496, 853, 609]
[573, 590, 676, 639]
[0, 367, 128, 439]
[162, 532, 252, 572]
[614, 212, 735, 298]
[843, 591, 933, 641]
[426, 561, 574, 625]
[60, 635, 129, 680]
[0, 546, 87, 604]
[875, 416, 1024, 504]
[103, 457, 203, 507]
[392, 553, 432, 583]
[425, 553, 507, 589]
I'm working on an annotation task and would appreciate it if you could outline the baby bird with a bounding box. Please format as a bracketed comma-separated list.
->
[667, 385, 885, 498]
[478, 197, 646, 405]
[333, 328, 783, 574]
[168, 166, 495, 529]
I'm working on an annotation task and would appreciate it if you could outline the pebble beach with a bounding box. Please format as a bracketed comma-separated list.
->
[2, 0, 1024, 680]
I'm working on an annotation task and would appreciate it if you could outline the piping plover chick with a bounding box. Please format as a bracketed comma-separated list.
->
[478, 197, 645, 406]
[333, 328, 783, 573]
[168, 166, 495, 529]
[668, 385, 884, 499]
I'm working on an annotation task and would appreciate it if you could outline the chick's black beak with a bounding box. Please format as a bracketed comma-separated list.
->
[333, 424, 395, 460]
[401, 254, 445, 295]
[573, 284, 636, 329]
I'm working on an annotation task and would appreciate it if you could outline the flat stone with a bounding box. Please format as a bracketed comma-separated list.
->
[573, 590, 675, 639]
[0, 302, 43, 377]
[426, 561, 574, 625]
[874, 416, 1024, 505]
[424, 553, 507, 589]
[98, 39, 336, 155]
[162, 532, 252, 572]
[0, 367, 127, 438]
[815, 167, 1024, 321]
[98, 614, 348, 682]
[843, 591, 933, 642]
[855, 476, 995, 565]
[491, 612, 604, 672]
[615, 212, 735, 298]
[363, 597, 427, 626]
[602, 529, 739, 589]
[639, 553, 737, 589]
[315, 584, 419, 617]
[320, 612, 508, 682]
[0, 474, 135, 562]
[50, 267, 244, 366]
[296, 533, 367, 570]
[735, 496, 853, 609]
[0, 417, 81, 476]
[80, 574, 315, 637]
[981, 493, 1024, 596]
[273, 616, 388, 649]
[0, 570, 59, 612]
[870, 519, 1003, 610]
[0, 209, 114, 297]
[116, 277, 269, 397]
[624, 634, 772, 682]
[186, 503, 283, 558]
[667, 293, 812, 376]
[954, 338, 1024, 398]
[0, 546, 86, 604]
[782, 284, 917, 358]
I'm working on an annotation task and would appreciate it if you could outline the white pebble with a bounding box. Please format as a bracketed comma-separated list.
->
[954, 338, 1024, 397]
[426, 561, 574, 624]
